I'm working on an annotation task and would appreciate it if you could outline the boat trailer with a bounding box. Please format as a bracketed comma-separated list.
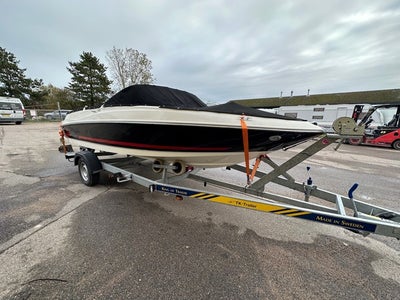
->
[61, 130, 400, 240]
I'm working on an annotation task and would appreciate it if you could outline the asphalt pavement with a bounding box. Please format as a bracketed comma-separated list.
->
[0, 122, 399, 299]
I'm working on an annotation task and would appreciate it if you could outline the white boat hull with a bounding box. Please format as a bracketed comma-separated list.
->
[62, 106, 324, 168]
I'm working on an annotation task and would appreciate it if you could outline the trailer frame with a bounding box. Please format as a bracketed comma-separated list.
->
[64, 133, 400, 240]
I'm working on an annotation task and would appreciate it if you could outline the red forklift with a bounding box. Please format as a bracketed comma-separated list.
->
[348, 104, 400, 150]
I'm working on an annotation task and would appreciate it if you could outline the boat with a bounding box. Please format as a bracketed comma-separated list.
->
[61, 85, 324, 169]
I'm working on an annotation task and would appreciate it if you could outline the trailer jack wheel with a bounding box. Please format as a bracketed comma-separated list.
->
[78, 158, 100, 186]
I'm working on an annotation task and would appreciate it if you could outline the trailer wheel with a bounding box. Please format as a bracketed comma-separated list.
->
[78, 157, 100, 186]
[392, 140, 400, 150]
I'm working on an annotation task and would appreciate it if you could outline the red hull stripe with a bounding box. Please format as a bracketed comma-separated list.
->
[77, 135, 230, 151]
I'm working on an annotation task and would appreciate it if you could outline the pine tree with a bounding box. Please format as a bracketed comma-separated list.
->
[67, 52, 112, 108]
[0, 47, 32, 99]
[28, 79, 49, 107]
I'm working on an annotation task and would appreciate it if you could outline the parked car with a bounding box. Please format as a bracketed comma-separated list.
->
[44, 110, 72, 120]
[0, 97, 25, 124]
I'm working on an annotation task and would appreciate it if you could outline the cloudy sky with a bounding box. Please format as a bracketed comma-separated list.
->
[1, 0, 399, 102]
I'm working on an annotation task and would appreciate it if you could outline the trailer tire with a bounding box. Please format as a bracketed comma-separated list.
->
[392, 140, 400, 150]
[75, 151, 102, 186]
[78, 158, 100, 186]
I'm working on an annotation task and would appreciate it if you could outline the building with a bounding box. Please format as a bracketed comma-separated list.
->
[234, 89, 400, 108]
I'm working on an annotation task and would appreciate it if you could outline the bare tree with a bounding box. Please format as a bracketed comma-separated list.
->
[106, 47, 155, 91]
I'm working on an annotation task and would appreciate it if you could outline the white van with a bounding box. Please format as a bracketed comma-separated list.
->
[0, 97, 25, 124]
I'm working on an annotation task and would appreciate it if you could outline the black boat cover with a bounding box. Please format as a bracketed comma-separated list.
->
[104, 84, 295, 120]
[104, 85, 207, 108]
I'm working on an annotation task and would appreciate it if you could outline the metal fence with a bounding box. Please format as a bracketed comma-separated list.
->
[26, 109, 69, 121]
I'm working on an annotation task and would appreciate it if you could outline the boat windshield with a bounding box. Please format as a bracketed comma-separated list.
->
[103, 85, 207, 108]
